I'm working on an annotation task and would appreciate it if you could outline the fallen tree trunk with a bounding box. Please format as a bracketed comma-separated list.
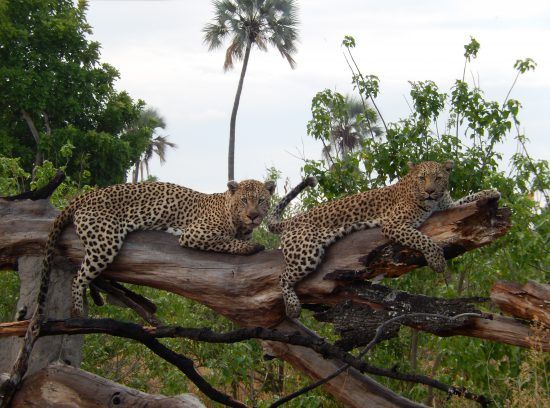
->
[9, 363, 205, 408]
[0, 197, 509, 328]
[0, 196, 520, 407]
[1, 197, 537, 350]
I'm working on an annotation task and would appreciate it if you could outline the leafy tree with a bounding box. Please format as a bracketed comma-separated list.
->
[203, 0, 299, 181]
[312, 93, 383, 165]
[0, 0, 149, 186]
[300, 36, 549, 405]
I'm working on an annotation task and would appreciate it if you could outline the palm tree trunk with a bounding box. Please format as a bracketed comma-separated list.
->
[228, 40, 252, 181]
[132, 161, 140, 183]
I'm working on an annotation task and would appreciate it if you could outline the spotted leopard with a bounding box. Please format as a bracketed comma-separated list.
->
[268, 161, 500, 318]
[35, 179, 275, 318]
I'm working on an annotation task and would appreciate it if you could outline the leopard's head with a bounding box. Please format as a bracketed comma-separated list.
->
[226, 179, 276, 235]
[406, 160, 453, 205]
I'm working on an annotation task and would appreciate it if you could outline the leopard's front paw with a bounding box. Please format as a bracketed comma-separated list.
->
[427, 250, 447, 275]
[281, 282, 301, 318]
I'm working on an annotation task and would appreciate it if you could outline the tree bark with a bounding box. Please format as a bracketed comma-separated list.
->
[1, 196, 527, 407]
[0, 256, 83, 376]
[227, 40, 252, 181]
[0, 196, 510, 328]
[490, 281, 550, 327]
[9, 363, 205, 408]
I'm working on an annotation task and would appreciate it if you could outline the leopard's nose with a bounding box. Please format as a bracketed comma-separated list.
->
[425, 186, 435, 194]
[247, 210, 260, 223]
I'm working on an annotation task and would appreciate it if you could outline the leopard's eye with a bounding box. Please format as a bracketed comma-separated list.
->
[435, 175, 442, 181]
[258, 198, 266, 205]
[418, 175, 425, 180]
[241, 197, 248, 204]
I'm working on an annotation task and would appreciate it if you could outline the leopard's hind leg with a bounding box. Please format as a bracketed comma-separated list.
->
[279, 226, 339, 318]
[72, 212, 126, 316]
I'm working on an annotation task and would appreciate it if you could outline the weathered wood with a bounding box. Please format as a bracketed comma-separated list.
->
[0, 197, 512, 407]
[312, 282, 549, 351]
[313, 283, 486, 350]
[263, 320, 425, 408]
[491, 281, 550, 327]
[0, 256, 83, 376]
[448, 314, 548, 350]
[9, 363, 205, 407]
[0, 197, 509, 328]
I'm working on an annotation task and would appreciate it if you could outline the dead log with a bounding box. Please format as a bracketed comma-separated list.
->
[0, 196, 516, 407]
[312, 282, 549, 351]
[491, 281, 550, 327]
[9, 363, 204, 408]
[1, 196, 536, 350]
[0, 197, 509, 328]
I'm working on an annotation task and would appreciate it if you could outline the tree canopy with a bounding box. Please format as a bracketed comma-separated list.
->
[0, 0, 151, 186]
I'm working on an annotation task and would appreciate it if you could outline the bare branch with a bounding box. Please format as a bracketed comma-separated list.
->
[2, 171, 65, 201]
[0, 317, 490, 406]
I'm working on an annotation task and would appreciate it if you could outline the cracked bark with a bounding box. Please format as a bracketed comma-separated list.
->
[2, 195, 542, 408]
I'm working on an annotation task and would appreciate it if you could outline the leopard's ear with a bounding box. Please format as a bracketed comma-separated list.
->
[443, 160, 454, 172]
[227, 180, 239, 194]
[407, 161, 415, 171]
[264, 180, 276, 195]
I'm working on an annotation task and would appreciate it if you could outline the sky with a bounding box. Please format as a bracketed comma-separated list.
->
[86, 0, 550, 193]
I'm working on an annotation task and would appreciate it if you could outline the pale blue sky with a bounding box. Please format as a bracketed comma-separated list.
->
[87, 0, 550, 192]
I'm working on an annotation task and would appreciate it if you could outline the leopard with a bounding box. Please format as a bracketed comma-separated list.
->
[6, 179, 275, 392]
[268, 160, 501, 318]
[35, 179, 275, 319]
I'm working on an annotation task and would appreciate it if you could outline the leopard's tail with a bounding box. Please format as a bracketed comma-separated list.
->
[267, 176, 317, 234]
[35, 203, 77, 316]
[8, 202, 78, 392]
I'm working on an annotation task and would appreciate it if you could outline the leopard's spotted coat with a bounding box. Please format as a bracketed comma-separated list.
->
[268, 161, 500, 318]
[38, 179, 275, 317]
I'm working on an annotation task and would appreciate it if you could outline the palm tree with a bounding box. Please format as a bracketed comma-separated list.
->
[131, 108, 177, 183]
[322, 96, 383, 163]
[203, 0, 299, 181]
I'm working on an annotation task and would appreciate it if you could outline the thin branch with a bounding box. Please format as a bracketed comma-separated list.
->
[91, 278, 161, 326]
[271, 313, 491, 407]
[342, 51, 377, 141]
[143, 338, 248, 408]
[0, 318, 490, 406]
[2, 170, 65, 201]
[503, 71, 520, 107]
[345, 47, 389, 134]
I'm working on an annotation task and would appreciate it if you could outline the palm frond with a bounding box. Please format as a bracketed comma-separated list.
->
[203, 22, 229, 50]
[224, 37, 245, 70]
[204, 0, 298, 69]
